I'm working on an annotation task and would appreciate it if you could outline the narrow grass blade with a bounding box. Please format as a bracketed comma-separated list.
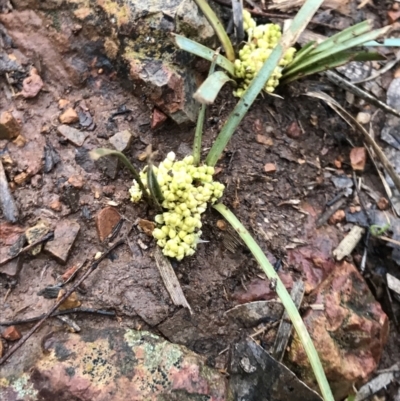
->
[193, 71, 232, 104]
[193, 0, 235, 61]
[205, 0, 326, 167]
[213, 203, 334, 401]
[147, 163, 164, 209]
[364, 38, 400, 47]
[308, 20, 372, 56]
[89, 148, 149, 201]
[283, 25, 391, 78]
[193, 53, 219, 165]
[282, 50, 385, 84]
[286, 40, 317, 69]
[173, 34, 235, 76]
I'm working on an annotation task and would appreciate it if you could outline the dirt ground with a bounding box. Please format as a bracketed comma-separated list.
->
[1, 1, 400, 400]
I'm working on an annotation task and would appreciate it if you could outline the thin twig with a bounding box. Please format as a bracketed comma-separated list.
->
[0, 232, 54, 267]
[0, 308, 116, 326]
[0, 239, 124, 366]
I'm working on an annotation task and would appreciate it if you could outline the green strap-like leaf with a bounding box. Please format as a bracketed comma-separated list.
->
[193, 71, 232, 105]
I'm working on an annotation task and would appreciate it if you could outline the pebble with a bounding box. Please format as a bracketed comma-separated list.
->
[67, 174, 85, 189]
[350, 147, 367, 171]
[59, 108, 79, 124]
[151, 108, 167, 129]
[356, 112, 371, 125]
[12, 135, 26, 148]
[14, 172, 28, 185]
[377, 197, 389, 210]
[109, 130, 133, 152]
[256, 134, 273, 147]
[216, 219, 227, 230]
[264, 163, 277, 173]
[57, 125, 88, 146]
[25, 221, 49, 256]
[21, 67, 43, 98]
[286, 121, 302, 139]
[2, 326, 21, 341]
[58, 99, 70, 109]
[49, 198, 62, 212]
[57, 290, 81, 310]
[44, 220, 80, 264]
[95, 206, 121, 241]
[138, 219, 155, 236]
[0, 111, 20, 140]
[328, 210, 346, 225]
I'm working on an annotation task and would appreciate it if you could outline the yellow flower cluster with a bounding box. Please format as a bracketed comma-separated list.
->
[233, 10, 296, 97]
[129, 152, 225, 260]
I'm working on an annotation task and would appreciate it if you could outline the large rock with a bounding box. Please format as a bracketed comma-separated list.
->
[288, 261, 389, 400]
[0, 328, 229, 401]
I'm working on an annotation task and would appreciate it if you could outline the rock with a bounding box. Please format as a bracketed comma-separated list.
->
[256, 134, 273, 147]
[151, 108, 168, 129]
[0, 111, 20, 140]
[95, 206, 121, 241]
[12, 134, 26, 148]
[44, 220, 80, 264]
[58, 98, 70, 109]
[49, 198, 62, 212]
[350, 147, 367, 171]
[57, 125, 88, 146]
[328, 209, 346, 225]
[216, 219, 227, 230]
[60, 184, 80, 212]
[356, 112, 371, 125]
[0, 256, 22, 277]
[67, 174, 84, 189]
[264, 163, 277, 173]
[229, 340, 322, 401]
[225, 301, 284, 328]
[0, 328, 228, 400]
[95, 154, 119, 179]
[288, 261, 389, 400]
[59, 107, 79, 124]
[138, 219, 155, 236]
[21, 67, 43, 98]
[57, 290, 81, 310]
[286, 121, 302, 139]
[14, 171, 28, 185]
[0, 222, 24, 245]
[61, 265, 78, 282]
[377, 197, 389, 210]
[43, 140, 61, 173]
[2, 326, 21, 341]
[102, 185, 115, 196]
[109, 129, 133, 152]
[25, 221, 49, 256]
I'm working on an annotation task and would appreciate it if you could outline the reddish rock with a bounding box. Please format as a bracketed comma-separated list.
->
[61, 265, 78, 282]
[377, 197, 389, 210]
[67, 174, 84, 189]
[0, 329, 227, 400]
[44, 220, 80, 264]
[95, 206, 121, 241]
[151, 108, 167, 129]
[350, 147, 367, 171]
[233, 272, 293, 304]
[328, 209, 346, 225]
[286, 121, 302, 139]
[264, 163, 276, 173]
[256, 134, 273, 147]
[21, 67, 43, 98]
[59, 107, 79, 124]
[2, 326, 21, 341]
[49, 199, 62, 212]
[334, 159, 342, 169]
[0, 111, 20, 140]
[216, 219, 227, 231]
[288, 262, 389, 400]
[0, 223, 24, 245]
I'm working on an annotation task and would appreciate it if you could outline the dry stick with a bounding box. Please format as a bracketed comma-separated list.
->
[0, 308, 116, 327]
[0, 239, 124, 366]
[0, 232, 54, 267]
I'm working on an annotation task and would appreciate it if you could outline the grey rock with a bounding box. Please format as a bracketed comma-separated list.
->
[57, 125, 88, 146]
[109, 129, 133, 152]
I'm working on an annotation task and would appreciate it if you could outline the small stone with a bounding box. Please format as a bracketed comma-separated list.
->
[44, 220, 80, 264]
[57, 125, 88, 146]
[138, 151, 148, 161]
[31, 175, 42, 188]
[94, 251, 102, 260]
[0, 223, 25, 245]
[377, 197, 389, 210]
[57, 290, 81, 310]
[59, 108, 79, 124]
[21, 68, 43, 98]
[67, 174, 85, 189]
[328, 210, 346, 225]
[138, 219, 155, 236]
[61, 265, 78, 282]
[58, 99, 70, 109]
[216, 220, 227, 230]
[25, 221, 49, 256]
[14, 172, 28, 185]
[151, 108, 167, 129]
[109, 130, 133, 152]
[334, 159, 342, 169]
[2, 326, 21, 341]
[49, 199, 62, 212]
[103, 185, 115, 196]
[95, 207, 121, 241]
[350, 147, 367, 171]
[12, 135, 26, 148]
[256, 134, 273, 147]
[286, 121, 302, 139]
[356, 112, 371, 125]
[60, 185, 80, 212]
[0, 111, 20, 140]
[264, 163, 277, 173]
